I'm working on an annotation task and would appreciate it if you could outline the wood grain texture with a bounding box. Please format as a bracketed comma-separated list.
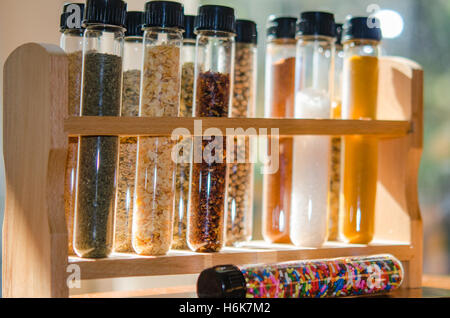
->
[422, 275, 450, 290]
[69, 241, 414, 280]
[71, 275, 450, 298]
[2, 43, 69, 297]
[71, 285, 197, 298]
[64, 117, 411, 137]
[373, 57, 423, 288]
[71, 286, 450, 299]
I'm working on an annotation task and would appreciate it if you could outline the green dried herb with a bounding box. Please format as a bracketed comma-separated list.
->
[75, 52, 122, 258]
[81, 52, 122, 116]
[75, 136, 118, 258]
[121, 70, 141, 117]
[65, 50, 82, 255]
[180, 62, 194, 116]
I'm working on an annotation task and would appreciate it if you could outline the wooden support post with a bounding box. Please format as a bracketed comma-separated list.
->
[375, 57, 424, 288]
[2, 43, 69, 297]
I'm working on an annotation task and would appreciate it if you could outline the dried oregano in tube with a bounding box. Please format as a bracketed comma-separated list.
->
[64, 51, 82, 255]
[133, 44, 180, 256]
[115, 11, 144, 252]
[172, 61, 195, 250]
[67, 51, 83, 117]
[180, 62, 194, 116]
[75, 52, 122, 258]
[188, 71, 230, 253]
[121, 69, 141, 117]
[115, 136, 137, 252]
[60, 5, 84, 254]
[328, 104, 341, 241]
[172, 157, 190, 250]
[114, 69, 141, 253]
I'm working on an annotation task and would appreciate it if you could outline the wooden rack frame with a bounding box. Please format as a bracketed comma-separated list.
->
[2, 43, 423, 298]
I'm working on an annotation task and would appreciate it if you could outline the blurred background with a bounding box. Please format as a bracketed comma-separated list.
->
[0, 0, 448, 296]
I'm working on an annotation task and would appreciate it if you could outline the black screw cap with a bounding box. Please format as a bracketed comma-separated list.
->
[267, 16, 297, 39]
[343, 16, 382, 42]
[125, 11, 144, 37]
[297, 11, 335, 37]
[143, 1, 184, 29]
[197, 265, 246, 298]
[83, 0, 127, 28]
[236, 19, 257, 44]
[194, 5, 236, 34]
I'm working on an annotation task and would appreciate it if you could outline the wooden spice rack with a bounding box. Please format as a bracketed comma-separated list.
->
[2, 43, 423, 298]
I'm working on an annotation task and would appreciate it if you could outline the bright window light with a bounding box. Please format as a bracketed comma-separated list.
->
[375, 9, 404, 39]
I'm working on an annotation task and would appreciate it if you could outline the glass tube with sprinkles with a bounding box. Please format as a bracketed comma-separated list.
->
[197, 254, 404, 298]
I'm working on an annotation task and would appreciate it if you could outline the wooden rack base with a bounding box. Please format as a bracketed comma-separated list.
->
[69, 241, 414, 280]
[2, 43, 423, 298]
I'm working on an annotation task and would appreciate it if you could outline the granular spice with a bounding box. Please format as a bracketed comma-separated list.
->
[133, 44, 180, 255]
[133, 137, 176, 255]
[68, 51, 82, 117]
[81, 52, 122, 116]
[75, 52, 122, 258]
[75, 136, 118, 258]
[263, 56, 295, 243]
[172, 155, 191, 250]
[195, 72, 230, 117]
[188, 71, 230, 253]
[226, 43, 255, 246]
[140, 45, 180, 117]
[190, 159, 228, 253]
[115, 137, 137, 252]
[328, 102, 341, 241]
[172, 61, 195, 250]
[64, 137, 78, 255]
[65, 50, 82, 255]
[180, 62, 194, 116]
[115, 69, 141, 253]
[121, 70, 141, 117]
[342, 55, 379, 244]
[226, 160, 253, 245]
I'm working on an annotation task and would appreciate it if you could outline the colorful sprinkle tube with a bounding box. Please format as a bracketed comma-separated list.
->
[197, 254, 403, 298]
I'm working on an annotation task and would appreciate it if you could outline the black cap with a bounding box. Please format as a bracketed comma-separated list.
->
[267, 16, 297, 39]
[343, 16, 382, 42]
[298, 11, 335, 37]
[236, 19, 257, 44]
[60, 3, 85, 32]
[83, 0, 127, 27]
[125, 11, 144, 37]
[184, 15, 196, 39]
[335, 23, 343, 44]
[197, 265, 246, 298]
[144, 1, 184, 29]
[195, 5, 236, 34]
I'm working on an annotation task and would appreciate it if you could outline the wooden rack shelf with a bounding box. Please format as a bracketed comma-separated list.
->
[69, 241, 414, 281]
[2, 43, 424, 298]
[64, 117, 411, 137]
